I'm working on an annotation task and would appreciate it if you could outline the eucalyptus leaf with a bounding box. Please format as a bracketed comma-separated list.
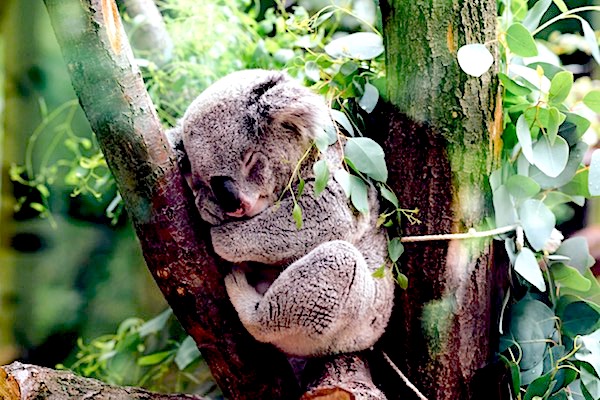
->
[515, 247, 546, 291]
[349, 175, 369, 214]
[532, 135, 569, 178]
[551, 263, 591, 292]
[509, 64, 551, 92]
[589, 149, 600, 196]
[529, 142, 587, 189]
[519, 199, 556, 251]
[580, 18, 600, 65]
[499, 72, 532, 96]
[580, 364, 600, 400]
[334, 169, 352, 197]
[457, 44, 494, 77]
[540, 191, 573, 209]
[506, 174, 540, 201]
[559, 113, 591, 146]
[555, 237, 594, 273]
[517, 114, 535, 163]
[575, 329, 600, 378]
[493, 185, 518, 228]
[583, 90, 600, 113]
[557, 298, 600, 337]
[324, 32, 384, 60]
[388, 237, 404, 263]
[379, 185, 399, 207]
[358, 82, 379, 113]
[139, 309, 172, 337]
[522, 0, 552, 31]
[506, 23, 539, 57]
[330, 109, 354, 136]
[292, 202, 303, 229]
[175, 336, 201, 370]
[313, 159, 329, 197]
[524, 372, 553, 400]
[548, 71, 573, 105]
[545, 107, 563, 145]
[344, 137, 388, 182]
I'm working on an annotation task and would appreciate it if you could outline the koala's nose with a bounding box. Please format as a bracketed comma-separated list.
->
[210, 176, 241, 213]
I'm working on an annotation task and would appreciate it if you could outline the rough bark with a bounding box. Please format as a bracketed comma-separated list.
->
[378, 1, 503, 399]
[41, 0, 299, 398]
[0, 362, 205, 399]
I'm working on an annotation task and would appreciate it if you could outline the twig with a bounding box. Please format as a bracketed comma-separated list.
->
[400, 224, 518, 243]
[382, 352, 429, 400]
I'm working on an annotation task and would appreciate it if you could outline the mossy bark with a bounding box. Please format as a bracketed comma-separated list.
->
[379, 1, 504, 399]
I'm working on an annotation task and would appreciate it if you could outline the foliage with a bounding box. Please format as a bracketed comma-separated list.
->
[459, 1, 600, 398]
[61, 309, 220, 397]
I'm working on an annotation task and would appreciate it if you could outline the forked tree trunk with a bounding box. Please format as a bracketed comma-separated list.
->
[378, 1, 503, 399]
[4, 0, 504, 398]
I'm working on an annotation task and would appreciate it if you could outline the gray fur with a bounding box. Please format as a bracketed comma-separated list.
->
[168, 69, 394, 357]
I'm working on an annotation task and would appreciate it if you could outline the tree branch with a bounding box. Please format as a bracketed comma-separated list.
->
[0, 362, 205, 400]
[41, 0, 299, 398]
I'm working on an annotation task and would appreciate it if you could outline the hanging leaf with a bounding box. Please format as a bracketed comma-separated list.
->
[519, 199, 556, 251]
[555, 237, 595, 273]
[313, 159, 329, 197]
[139, 309, 173, 337]
[532, 135, 569, 178]
[292, 202, 303, 229]
[324, 32, 384, 60]
[493, 185, 518, 228]
[330, 109, 354, 136]
[379, 184, 399, 207]
[344, 137, 388, 182]
[548, 70, 573, 105]
[514, 247, 546, 291]
[506, 23, 539, 57]
[583, 90, 600, 113]
[557, 297, 600, 337]
[457, 44, 494, 77]
[388, 237, 404, 263]
[334, 169, 352, 197]
[517, 114, 535, 163]
[358, 82, 379, 113]
[529, 142, 587, 189]
[579, 18, 600, 65]
[545, 107, 564, 145]
[348, 175, 369, 214]
[522, 0, 552, 31]
[589, 149, 600, 196]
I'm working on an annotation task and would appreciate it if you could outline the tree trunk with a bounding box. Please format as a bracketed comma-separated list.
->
[41, 0, 300, 398]
[378, 1, 503, 399]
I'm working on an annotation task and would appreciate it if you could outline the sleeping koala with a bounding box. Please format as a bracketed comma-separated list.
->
[167, 69, 394, 357]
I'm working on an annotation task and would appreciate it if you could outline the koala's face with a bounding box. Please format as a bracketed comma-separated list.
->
[179, 70, 329, 225]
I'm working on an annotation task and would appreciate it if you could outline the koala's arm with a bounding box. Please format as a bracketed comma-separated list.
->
[211, 180, 354, 265]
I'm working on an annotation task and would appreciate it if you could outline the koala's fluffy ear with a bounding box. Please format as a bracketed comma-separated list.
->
[166, 124, 191, 178]
[255, 73, 330, 140]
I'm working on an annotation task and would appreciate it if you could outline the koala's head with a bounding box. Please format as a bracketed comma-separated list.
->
[173, 69, 330, 225]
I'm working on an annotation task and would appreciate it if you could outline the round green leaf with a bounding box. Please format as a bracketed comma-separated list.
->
[344, 137, 388, 182]
[519, 199, 556, 251]
[548, 71, 573, 105]
[324, 32, 384, 60]
[583, 90, 600, 113]
[515, 247, 546, 291]
[506, 23, 539, 57]
[348, 175, 369, 214]
[532, 135, 569, 178]
[358, 82, 379, 113]
[457, 44, 494, 77]
[551, 263, 592, 292]
[558, 300, 600, 337]
[493, 185, 518, 228]
[556, 237, 595, 273]
[506, 174, 540, 201]
[589, 149, 600, 196]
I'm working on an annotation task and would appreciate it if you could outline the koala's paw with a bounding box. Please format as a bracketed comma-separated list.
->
[224, 269, 262, 307]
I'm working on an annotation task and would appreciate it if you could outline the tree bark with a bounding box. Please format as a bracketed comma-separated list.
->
[41, 0, 299, 398]
[378, 1, 503, 399]
[0, 362, 206, 400]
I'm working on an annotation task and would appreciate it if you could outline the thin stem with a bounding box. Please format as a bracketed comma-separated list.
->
[532, 6, 600, 36]
[401, 224, 518, 243]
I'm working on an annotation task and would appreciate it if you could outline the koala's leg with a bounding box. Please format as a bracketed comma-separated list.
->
[224, 240, 391, 356]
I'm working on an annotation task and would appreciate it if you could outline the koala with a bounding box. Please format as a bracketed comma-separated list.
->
[167, 69, 394, 357]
